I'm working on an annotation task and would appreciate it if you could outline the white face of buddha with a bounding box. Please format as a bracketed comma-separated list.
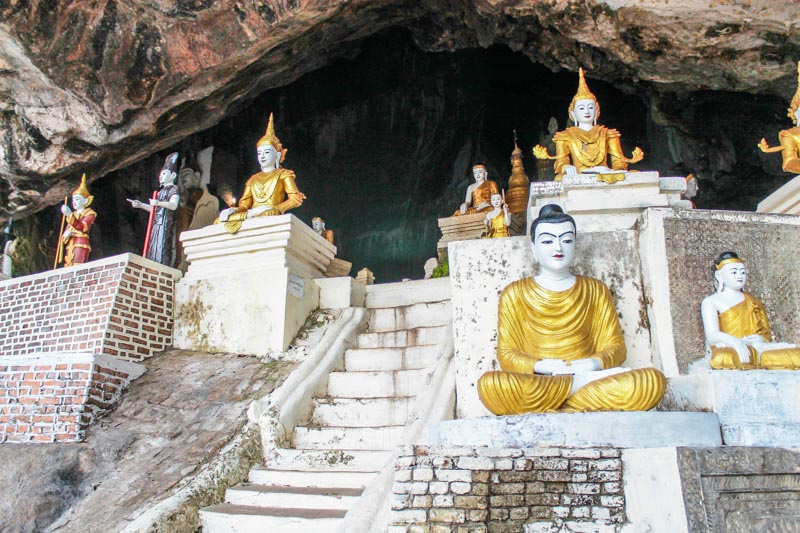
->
[490, 193, 503, 208]
[312, 219, 323, 232]
[473, 167, 487, 184]
[532, 221, 576, 275]
[71, 194, 87, 211]
[717, 262, 747, 291]
[572, 98, 597, 127]
[159, 169, 176, 187]
[257, 144, 281, 171]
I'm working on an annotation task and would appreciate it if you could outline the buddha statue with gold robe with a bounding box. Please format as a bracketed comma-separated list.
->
[700, 252, 800, 370]
[483, 193, 511, 238]
[453, 165, 499, 216]
[218, 113, 305, 233]
[533, 69, 643, 182]
[759, 61, 800, 175]
[477, 204, 665, 414]
[312, 217, 335, 244]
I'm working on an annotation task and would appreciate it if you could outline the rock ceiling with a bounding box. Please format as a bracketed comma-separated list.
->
[1, 0, 798, 218]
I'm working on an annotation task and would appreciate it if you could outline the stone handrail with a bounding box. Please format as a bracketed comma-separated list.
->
[337, 320, 455, 533]
[247, 306, 369, 458]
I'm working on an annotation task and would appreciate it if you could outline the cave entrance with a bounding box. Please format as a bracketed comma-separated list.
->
[182, 27, 649, 281]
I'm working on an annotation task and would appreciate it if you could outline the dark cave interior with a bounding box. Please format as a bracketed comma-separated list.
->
[18, 28, 792, 280]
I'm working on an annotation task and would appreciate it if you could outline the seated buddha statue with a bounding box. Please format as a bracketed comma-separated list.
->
[700, 251, 800, 370]
[477, 204, 666, 414]
[758, 61, 800, 175]
[218, 113, 305, 233]
[483, 193, 510, 238]
[312, 216, 335, 244]
[453, 164, 499, 216]
[533, 68, 643, 182]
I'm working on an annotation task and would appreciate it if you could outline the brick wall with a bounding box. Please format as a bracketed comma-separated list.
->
[389, 446, 624, 533]
[0, 354, 144, 443]
[0, 253, 179, 361]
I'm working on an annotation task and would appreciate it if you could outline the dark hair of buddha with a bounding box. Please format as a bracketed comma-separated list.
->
[530, 204, 576, 241]
[715, 251, 740, 266]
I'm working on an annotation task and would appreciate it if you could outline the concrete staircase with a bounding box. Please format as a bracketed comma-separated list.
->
[200, 280, 451, 532]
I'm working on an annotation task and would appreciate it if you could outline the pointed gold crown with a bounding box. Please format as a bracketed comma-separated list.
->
[257, 113, 287, 162]
[568, 68, 600, 120]
[72, 173, 93, 206]
[788, 61, 800, 120]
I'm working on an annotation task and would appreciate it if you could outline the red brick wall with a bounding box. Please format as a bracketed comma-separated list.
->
[0, 254, 178, 361]
[0, 357, 139, 443]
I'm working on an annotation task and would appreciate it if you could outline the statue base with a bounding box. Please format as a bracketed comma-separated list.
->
[432, 412, 721, 448]
[527, 171, 688, 232]
[324, 257, 352, 277]
[173, 215, 335, 355]
[757, 173, 800, 214]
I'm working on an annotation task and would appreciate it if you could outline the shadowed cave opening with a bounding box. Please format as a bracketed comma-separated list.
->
[25, 27, 790, 280]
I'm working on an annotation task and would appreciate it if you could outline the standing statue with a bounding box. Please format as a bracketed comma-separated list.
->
[533, 68, 643, 182]
[127, 153, 181, 266]
[483, 193, 511, 238]
[60, 174, 97, 267]
[176, 154, 220, 270]
[453, 164, 500, 216]
[312, 217, 335, 244]
[477, 204, 665, 414]
[1, 218, 16, 277]
[218, 113, 305, 233]
[758, 61, 800, 174]
[700, 252, 800, 370]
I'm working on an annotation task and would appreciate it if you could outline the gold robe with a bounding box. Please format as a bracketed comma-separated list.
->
[478, 276, 665, 414]
[553, 126, 628, 180]
[223, 168, 304, 233]
[485, 211, 509, 238]
[778, 127, 800, 174]
[453, 180, 499, 216]
[710, 292, 800, 370]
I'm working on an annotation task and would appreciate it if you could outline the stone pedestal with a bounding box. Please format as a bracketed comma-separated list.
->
[437, 212, 485, 262]
[324, 257, 352, 277]
[527, 171, 686, 232]
[757, 173, 800, 214]
[433, 412, 721, 448]
[173, 214, 335, 355]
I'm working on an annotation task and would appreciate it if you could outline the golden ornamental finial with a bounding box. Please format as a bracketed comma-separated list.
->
[257, 113, 287, 162]
[788, 61, 800, 121]
[72, 173, 93, 207]
[569, 67, 600, 120]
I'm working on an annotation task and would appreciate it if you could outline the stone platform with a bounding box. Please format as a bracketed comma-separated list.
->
[757, 173, 800, 214]
[432, 412, 721, 448]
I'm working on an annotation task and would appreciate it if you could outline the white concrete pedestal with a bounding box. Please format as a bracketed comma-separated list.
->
[173, 215, 335, 355]
[432, 412, 722, 448]
[757, 173, 800, 214]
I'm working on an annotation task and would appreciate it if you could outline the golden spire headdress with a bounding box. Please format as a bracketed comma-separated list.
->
[72, 173, 93, 207]
[788, 61, 800, 121]
[568, 67, 600, 121]
[257, 113, 287, 162]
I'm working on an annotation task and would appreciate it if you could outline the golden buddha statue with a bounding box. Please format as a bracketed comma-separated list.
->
[477, 204, 665, 414]
[483, 193, 510, 238]
[218, 113, 305, 233]
[758, 62, 800, 174]
[700, 252, 800, 370]
[453, 164, 499, 216]
[533, 68, 643, 182]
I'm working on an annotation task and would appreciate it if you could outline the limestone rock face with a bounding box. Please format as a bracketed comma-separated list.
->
[0, 0, 798, 217]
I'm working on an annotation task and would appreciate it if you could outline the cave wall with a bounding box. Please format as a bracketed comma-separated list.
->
[10, 29, 792, 280]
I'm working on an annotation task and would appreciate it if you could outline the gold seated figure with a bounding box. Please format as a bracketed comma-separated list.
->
[759, 62, 800, 175]
[701, 252, 800, 370]
[453, 164, 499, 216]
[477, 204, 665, 415]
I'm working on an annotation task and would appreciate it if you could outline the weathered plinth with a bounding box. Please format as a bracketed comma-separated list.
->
[173, 214, 335, 355]
[527, 171, 687, 232]
[436, 212, 486, 262]
[433, 412, 721, 448]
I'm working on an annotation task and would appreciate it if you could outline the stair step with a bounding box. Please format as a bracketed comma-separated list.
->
[326, 369, 430, 398]
[311, 397, 413, 427]
[367, 301, 452, 332]
[365, 277, 451, 308]
[356, 325, 446, 349]
[249, 467, 376, 489]
[344, 345, 440, 371]
[270, 448, 393, 472]
[200, 503, 344, 533]
[294, 425, 405, 450]
[225, 484, 361, 511]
